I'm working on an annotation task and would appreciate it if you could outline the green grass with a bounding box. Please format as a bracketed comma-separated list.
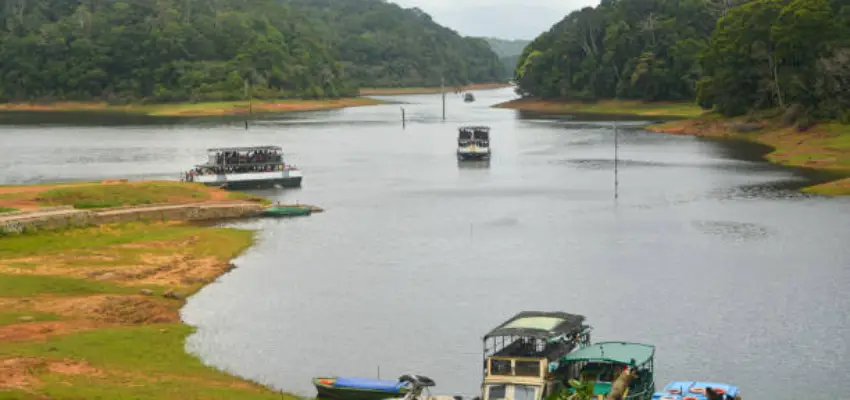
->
[0, 274, 138, 297]
[37, 182, 212, 209]
[0, 325, 296, 400]
[0, 311, 62, 326]
[0, 206, 17, 214]
[228, 191, 272, 205]
[0, 221, 254, 260]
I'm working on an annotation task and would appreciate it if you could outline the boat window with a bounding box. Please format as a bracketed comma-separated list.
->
[487, 385, 507, 400]
[459, 131, 472, 140]
[515, 360, 540, 377]
[491, 359, 512, 375]
[514, 385, 537, 400]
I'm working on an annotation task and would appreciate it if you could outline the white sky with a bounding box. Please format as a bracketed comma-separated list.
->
[389, 0, 600, 39]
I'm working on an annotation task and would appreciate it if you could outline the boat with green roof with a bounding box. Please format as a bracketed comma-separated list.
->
[549, 341, 656, 400]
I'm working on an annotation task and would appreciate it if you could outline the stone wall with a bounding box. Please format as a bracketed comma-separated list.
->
[1, 203, 265, 235]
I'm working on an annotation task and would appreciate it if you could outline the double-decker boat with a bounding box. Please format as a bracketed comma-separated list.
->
[185, 145, 302, 189]
[480, 311, 591, 400]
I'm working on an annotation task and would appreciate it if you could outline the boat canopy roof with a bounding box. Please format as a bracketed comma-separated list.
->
[560, 341, 655, 366]
[484, 311, 587, 340]
[459, 126, 490, 132]
[207, 146, 282, 152]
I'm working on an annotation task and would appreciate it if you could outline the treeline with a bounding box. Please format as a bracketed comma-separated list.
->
[515, 0, 850, 121]
[284, 0, 504, 88]
[0, 0, 505, 103]
[0, 0, 355, 102]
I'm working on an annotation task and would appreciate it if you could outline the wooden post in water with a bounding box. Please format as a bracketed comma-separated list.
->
[401, 107, 406, 129]
[614, 123, 619, 199]
[441, 75, 446, 121]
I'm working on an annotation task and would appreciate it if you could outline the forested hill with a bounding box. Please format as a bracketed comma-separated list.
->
[514, 0, 850, 120]
[0, 0, 355, 102]
[481, 38, 531, 58]
[480, 37, 531, 80]
[284, 0, 504, 88]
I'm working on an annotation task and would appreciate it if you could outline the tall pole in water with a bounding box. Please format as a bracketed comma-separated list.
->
[614, 123, 619, 199]
[441, 75, 446, 121]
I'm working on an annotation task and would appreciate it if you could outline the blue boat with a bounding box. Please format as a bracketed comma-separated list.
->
[313, 374, 435, 400]
[652, 381, 741, 400]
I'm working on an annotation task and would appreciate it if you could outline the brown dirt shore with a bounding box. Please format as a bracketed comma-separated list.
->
[647, 117, 850, 195]
[493, 97, 705, 119]
[0, 97, 383, 117]
[359, 82, 512, 96]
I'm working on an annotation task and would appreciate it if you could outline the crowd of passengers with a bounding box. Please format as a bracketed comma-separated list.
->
[216, 150, 282, 165]
[183, 164, 285, 181]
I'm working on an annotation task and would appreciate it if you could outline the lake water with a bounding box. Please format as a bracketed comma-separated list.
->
[1, 88, 848, 400]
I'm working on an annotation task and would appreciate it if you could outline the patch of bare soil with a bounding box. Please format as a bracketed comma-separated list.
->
[0, 321, 102, 342]
[0, 295, 179, 326]
[0, 357, 101, 390]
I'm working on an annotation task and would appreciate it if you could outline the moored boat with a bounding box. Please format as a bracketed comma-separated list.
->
[314, 377, 410, 400]
[185, 145, 302, 189]
[479, 311, 592, 400]
[550, 341, 657, 400]
[464, 93, 475, 102]
[652, 381, 741, 400]
[314, 374, 436, 400]
[261, 205, 312, 217]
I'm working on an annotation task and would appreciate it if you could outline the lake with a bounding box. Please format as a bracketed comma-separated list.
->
[1, 87, 848, 400]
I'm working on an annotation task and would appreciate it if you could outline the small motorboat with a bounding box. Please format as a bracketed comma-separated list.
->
[464, 93, 475, 102]
[261, 205, 312, 217]
[314, 374, 436, 400]
[652, 381, 741, 400]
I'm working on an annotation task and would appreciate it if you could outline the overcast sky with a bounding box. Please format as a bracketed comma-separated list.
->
[389, 0, 599, 40]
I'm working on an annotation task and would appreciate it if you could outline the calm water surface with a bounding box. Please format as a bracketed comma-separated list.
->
[1, 88, 848, 400]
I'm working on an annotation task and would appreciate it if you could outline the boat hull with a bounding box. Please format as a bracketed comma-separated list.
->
[194, 171, 303, 189]
[457, 151, 490, 161]
[314, 378, 409, 400]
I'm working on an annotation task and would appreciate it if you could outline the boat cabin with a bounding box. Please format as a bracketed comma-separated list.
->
[652, 381, 741, 400]
[464, 93, 476, 102]
[480, 312, 591, 400]
[550, 342, 656, 400]
[458, 127, 490, 147]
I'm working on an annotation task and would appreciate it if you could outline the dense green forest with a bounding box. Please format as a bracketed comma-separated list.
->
[481, 37, 530, 80]
[515, 0, 850, 120]
[284, 0, 504, 88]
[0, 0, 355, 102]
[0, 0, 505, 103]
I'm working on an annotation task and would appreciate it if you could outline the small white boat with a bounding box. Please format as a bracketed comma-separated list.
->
[185, 145, 302, 189]
[457, 126, 491, 161]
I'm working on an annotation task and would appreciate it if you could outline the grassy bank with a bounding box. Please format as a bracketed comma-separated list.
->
[0, 180, 290, 398]
[648, 116, 850, 195]
[0, 97, 383, 118]
[359, 82, 511, 96]
[0, 220, 296, 399]
[493, 98, 706, 119]
[0, 181, 267, 212]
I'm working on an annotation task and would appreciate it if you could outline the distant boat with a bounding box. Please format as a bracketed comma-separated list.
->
[464, 93, 475, 102]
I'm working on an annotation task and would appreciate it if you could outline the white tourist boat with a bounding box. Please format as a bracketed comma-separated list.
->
[185, 145, 302, 189]
[457, 126, 491, 161]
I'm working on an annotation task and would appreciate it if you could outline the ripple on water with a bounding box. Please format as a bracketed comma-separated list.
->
[690, 220, 773, 242]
